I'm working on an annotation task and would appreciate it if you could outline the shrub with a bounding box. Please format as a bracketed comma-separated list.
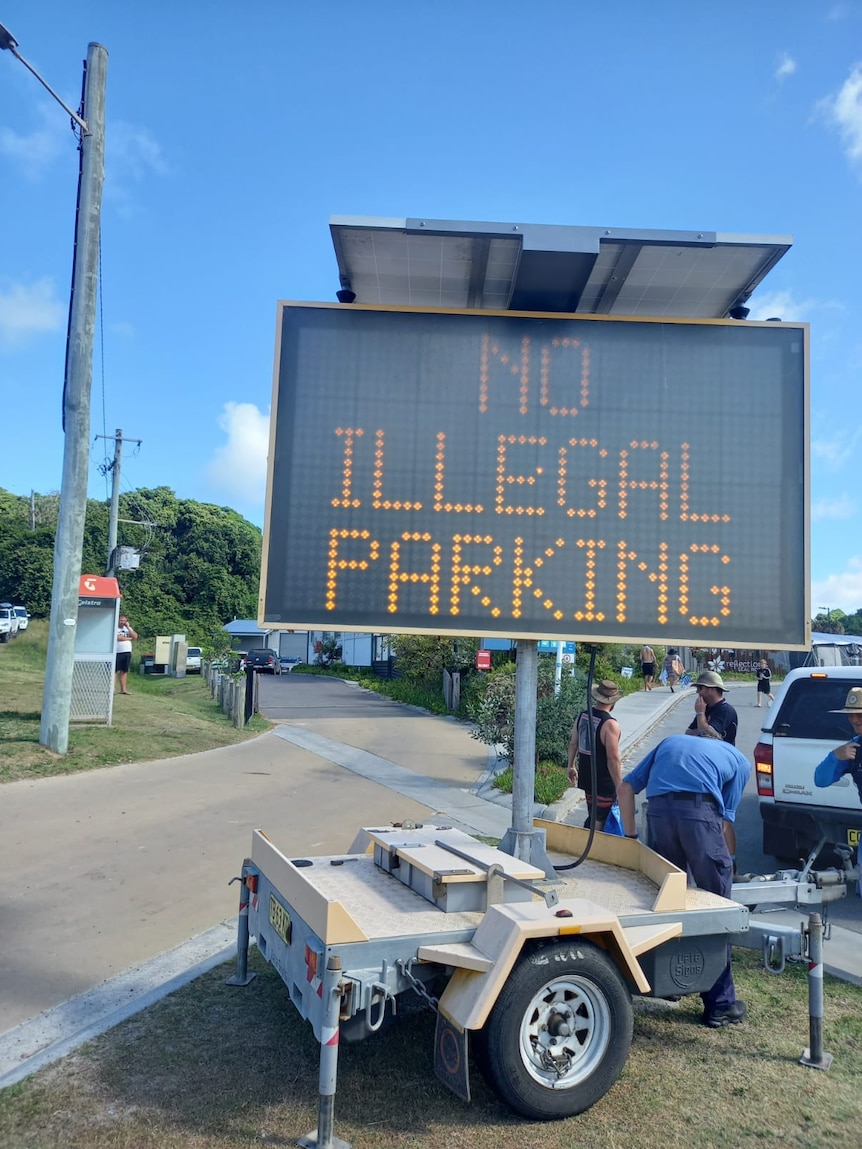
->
[468, 658, 587, 766]
[491, 759, 569, 806]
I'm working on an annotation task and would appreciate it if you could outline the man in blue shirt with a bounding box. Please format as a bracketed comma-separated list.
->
[617, 732, 751, 1028]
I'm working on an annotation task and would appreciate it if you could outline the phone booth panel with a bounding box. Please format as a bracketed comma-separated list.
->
[73, 575, 121, 723]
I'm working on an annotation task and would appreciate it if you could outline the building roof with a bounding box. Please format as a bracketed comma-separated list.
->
[223, 620, 273, 637]
[329, 216, 792, 320]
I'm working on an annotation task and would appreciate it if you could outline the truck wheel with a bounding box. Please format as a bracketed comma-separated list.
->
[481, 939, 633, 1120]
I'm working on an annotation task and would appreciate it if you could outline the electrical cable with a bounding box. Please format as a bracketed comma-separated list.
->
[554, 643, 599, 871]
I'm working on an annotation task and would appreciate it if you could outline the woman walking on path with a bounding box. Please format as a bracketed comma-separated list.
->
[663, 648, 684, 692]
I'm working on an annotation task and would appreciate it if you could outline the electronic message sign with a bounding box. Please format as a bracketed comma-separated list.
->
[261, 304, 809, 648]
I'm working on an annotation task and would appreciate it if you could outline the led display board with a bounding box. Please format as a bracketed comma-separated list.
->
[261, 304, 809, 648]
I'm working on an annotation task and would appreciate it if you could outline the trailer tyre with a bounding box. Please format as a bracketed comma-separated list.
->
[481, 939, 633, 1120]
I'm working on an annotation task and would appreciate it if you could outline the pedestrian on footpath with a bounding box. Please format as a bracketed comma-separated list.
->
[115, 613, 138, 696]
[755, 659, 774, 707]
[685, 670, 738, 745]
[640, 644, 656, 691]
[663, 649, 683, 691]
[617, 731, 751, 1028]
[567, 679, 623, 831]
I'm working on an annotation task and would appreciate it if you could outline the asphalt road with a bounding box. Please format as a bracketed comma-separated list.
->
[623, 686, 862, 934]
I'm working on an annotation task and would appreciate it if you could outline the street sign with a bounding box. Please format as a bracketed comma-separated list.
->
[261, 303, 809, 648]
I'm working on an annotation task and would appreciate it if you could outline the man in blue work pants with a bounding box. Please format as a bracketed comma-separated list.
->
[617, 731, 751, 1028]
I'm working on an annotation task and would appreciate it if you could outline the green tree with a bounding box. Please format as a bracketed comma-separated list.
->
[389, 634, 479, 689]
[0, 484, 261, 638]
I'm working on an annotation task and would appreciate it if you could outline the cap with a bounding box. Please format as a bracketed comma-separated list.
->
[692, 670, 727, 691]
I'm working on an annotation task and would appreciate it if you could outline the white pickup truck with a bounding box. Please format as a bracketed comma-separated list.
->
[755, 666, 862, 864]
[0, 603, 19, 643]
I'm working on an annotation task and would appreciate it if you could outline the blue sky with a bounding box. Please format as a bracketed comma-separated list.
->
[1, 1, 862, 615]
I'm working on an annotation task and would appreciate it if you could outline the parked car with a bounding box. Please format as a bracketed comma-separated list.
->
[244, 648, 281, 674]
[186, 646, 202, 673]
[279, 655, 302, 673]
[755, 666, 862, 863]
[13, 606, 29, 631]
[0, 603, 19, 643]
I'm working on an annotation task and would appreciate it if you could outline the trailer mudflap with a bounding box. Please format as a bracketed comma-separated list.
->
[434, 1012, 471, 1102]
[426, 899, 682, 1032]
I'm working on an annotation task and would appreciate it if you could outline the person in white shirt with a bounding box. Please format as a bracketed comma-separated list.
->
[115, 613, 138, 695]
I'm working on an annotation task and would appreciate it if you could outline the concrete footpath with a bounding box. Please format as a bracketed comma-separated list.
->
[1, 679, 859, 1088]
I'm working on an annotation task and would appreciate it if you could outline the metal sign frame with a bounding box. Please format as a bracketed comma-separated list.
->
[260, 302, 809, 650]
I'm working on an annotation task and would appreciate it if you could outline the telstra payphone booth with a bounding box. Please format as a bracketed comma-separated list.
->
[72, 575, 122, 724]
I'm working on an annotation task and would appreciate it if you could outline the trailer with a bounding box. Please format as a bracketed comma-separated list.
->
[230, 817, 771, 1147]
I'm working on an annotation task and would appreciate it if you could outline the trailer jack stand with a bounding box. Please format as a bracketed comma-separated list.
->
[299, 956, 352, 1149]
[799, 912, 833, 1072]
[226, 868, 257, 987]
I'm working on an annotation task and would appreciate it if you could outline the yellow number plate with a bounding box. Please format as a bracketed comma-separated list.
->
[848, 829, 861, 848]
[269, 894, 292, 944]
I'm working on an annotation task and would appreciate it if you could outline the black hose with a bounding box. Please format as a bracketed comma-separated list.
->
[554, 643, 598, 871]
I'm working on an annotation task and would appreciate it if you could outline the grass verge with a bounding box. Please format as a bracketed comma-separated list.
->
[0, 622, 269, 784]
[0, 948, 858, 1148]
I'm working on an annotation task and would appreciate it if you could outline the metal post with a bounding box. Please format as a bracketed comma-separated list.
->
[298, 956, 351, 1149]
[499, 639, 556, 876]
[244, 665, 255, 724]
[800, 911, 833, 1070]
[225, 864, 256, 987]
[39, 43, 108, 754]
[106, 428, 123, 575]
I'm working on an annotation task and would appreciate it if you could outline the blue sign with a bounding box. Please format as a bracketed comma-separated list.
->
[537, 641, 576, 654]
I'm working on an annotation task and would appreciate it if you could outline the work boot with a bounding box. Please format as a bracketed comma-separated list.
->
[702, 1000, 746, 1028]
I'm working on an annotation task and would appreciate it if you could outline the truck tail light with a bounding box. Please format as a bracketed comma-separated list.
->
[754, 741, 774, 796]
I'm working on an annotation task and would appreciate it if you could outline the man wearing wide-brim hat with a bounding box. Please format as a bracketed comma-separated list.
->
[684, 670, 739, 747]
[567, 679, 623, 831]
[814, 687, 862, 804]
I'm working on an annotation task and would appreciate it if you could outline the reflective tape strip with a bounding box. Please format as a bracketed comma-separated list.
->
[808, 961, 823, 979]
[322, 1026, 339, 1047]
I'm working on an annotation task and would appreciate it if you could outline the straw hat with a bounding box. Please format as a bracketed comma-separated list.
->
[591, 679, 623, 706]
[831, 687, 862, 714]
[692, 670, 727, 691]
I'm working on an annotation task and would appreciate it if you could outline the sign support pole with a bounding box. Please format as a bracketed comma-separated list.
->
[499, 639, 556, 877]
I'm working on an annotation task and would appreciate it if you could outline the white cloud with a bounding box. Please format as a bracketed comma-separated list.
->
[775, 52, 797, 81]
[811, 427, 862, 470]
[818, 62, 862, 165]
[812, 493, 856, 521]
[0, 101, 72, 179]
[812, 557, 862, 613]
[0, 278, 65, 348]
[206, 402, 270, 504]
[105, 121, 169, 216]
[745, 289, 841, 323]
[108, 121, 169, 180]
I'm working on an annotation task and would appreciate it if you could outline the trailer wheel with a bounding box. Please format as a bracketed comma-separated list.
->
[481, 939, 633, 1120]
